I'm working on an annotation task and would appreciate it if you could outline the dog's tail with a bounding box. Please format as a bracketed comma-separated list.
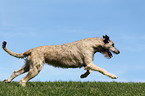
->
[2, 41, 31, 58]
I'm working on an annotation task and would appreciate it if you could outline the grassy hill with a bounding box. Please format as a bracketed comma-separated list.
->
[0, 81, 145, 96]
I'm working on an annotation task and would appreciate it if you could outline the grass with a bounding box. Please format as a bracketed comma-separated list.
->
[0, 81, 145, 96]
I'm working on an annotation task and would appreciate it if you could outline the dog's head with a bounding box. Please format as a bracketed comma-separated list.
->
[99, 35, 120, 59]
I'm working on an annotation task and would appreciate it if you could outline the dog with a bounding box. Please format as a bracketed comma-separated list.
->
[2, 35, 120, 86]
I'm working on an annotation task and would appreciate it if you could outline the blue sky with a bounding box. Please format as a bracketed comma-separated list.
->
[0, 0, 145, 82]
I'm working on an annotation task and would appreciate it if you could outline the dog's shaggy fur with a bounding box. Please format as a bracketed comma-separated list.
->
[2, 35, 120, 86]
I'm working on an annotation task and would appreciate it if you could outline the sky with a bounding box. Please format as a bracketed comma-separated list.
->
[0, 0, 145, 82]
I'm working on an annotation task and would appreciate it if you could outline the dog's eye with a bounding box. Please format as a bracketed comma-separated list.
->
[112, 44, 114, 46]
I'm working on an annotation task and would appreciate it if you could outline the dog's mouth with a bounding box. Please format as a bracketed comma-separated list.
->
[104, 50, 113, 59]
[97, 47, 118, 59]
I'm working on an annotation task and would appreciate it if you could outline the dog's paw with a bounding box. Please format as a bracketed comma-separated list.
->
[111, 75, 118, 79]
[19, 80, 26, 87]
[3, 80, 11, 83]
[80, 74, 87, 78]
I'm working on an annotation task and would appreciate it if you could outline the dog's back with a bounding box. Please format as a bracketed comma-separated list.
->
[36, 42, 85, 68]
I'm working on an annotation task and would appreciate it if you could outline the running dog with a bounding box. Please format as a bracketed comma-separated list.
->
[2, 35, 120, 86]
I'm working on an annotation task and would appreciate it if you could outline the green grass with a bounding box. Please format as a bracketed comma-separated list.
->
[0, 81, 145, 96]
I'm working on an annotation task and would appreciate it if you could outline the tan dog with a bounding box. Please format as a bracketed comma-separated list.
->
[2, 35, 120, 86]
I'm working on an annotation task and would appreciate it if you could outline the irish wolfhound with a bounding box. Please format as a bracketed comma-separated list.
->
[2, 35, 120, 86]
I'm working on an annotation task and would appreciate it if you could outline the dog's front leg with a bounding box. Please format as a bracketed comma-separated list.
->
[85, 63, 118, 79]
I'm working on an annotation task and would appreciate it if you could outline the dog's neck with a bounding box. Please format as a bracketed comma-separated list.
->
[86, 38, 106, 53]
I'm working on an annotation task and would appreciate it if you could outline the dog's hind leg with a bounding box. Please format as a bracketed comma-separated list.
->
[80, 70, 91, 78]
[4, 64, 29, 83]
[19, 58, 45, 87]
[85, 63, 118, 79]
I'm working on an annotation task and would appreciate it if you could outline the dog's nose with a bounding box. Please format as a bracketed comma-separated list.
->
[117, 51, 120, 54]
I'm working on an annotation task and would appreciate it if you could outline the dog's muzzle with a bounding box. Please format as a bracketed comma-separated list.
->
[110, 47, 120, 54]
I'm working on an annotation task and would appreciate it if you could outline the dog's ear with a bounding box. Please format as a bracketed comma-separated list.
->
[103, 35, 110, 43]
